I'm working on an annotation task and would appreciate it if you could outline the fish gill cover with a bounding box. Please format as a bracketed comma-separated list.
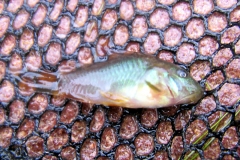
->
[0, 0, 239, 159]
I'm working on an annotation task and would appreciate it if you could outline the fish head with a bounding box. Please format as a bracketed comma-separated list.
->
[165, 66, 204, 105]
[142, 64, 204, 107]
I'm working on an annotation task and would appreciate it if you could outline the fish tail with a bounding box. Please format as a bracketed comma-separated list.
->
[15, 71, 59, 95]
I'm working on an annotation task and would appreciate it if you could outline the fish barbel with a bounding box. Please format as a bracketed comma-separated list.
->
[18, 53, 203, 108]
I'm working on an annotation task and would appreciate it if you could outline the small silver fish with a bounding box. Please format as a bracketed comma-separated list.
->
[18, 53, 203, 108]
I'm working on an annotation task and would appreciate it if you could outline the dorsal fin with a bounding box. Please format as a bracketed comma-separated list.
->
[107, 49, 143, 60]
[107, 52, 124, 60]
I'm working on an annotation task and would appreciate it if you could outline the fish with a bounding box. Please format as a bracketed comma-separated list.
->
[17, 53, 203, 108]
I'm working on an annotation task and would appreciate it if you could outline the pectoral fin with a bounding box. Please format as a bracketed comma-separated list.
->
[145, 81, 161, 92]
[99, 91, 129, 104]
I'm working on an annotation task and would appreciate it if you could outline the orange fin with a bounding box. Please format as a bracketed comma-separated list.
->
[99, 91, 129, 103]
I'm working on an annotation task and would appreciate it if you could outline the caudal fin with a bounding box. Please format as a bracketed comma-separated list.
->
[15, 71, 59, 95]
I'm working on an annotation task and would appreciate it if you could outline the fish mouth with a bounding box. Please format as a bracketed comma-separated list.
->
[170, 76, 204, 105]
[175, 94, 194, 105]
[175, 89, 204, 105]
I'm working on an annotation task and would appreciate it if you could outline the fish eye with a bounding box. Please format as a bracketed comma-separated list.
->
[177, 69, 187, 78]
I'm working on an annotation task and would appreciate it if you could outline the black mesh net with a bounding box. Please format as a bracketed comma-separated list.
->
[0, 0, 239, 159]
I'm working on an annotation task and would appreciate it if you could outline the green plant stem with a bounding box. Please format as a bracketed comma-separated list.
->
[184, 110, 237, 160]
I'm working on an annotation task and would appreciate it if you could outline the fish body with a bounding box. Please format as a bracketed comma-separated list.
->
[19, 53, 203, 108]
